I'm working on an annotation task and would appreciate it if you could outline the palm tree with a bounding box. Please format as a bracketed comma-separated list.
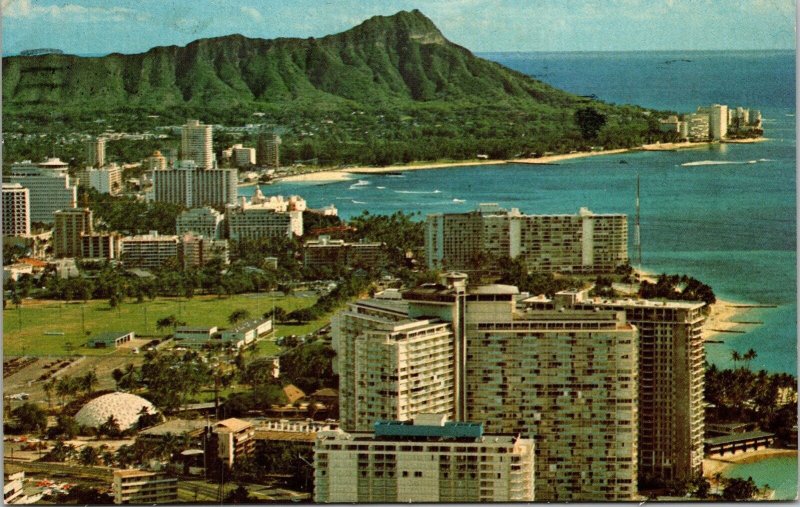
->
[743, 348, 757, 370]
[731, 350, 742, 369]
[81, 371, 99, 396]
[43, 378, 57, 410]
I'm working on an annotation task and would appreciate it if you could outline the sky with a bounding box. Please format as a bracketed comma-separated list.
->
[1, 0, 796, 55]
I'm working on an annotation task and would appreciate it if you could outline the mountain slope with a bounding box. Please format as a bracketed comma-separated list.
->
[3, 10, 583, 112]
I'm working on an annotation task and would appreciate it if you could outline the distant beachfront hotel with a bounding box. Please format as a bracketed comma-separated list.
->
[4, 159, 77, 224]
[226, 188, 304, 240]
[425, 205, 628, 274]
[660, 104, 762, 142]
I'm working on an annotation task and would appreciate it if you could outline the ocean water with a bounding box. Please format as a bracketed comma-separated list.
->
[245, 50, 796, 375]
[722, 456, 798, 500]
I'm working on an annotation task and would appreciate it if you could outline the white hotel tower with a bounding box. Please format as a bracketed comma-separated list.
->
[181, 119, 214, 170]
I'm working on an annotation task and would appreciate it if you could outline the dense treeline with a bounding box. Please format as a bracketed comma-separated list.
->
[705, 362, 797, 447]
[639, 273, 716, 305]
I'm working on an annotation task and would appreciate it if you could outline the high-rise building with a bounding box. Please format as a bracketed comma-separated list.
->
[683, 113, 710, 141]
[523, 288, 707, 487]
[258, 133, 281, 168]
[181, 119, 214, 169]
[223, 144, 257, 167]
[425, 205, 628, 274]
[120, 232, 180, 269]
[53, 208, 93, 258]
[176, 207, 224, 239]
[333, 274, 640, 501]
[2, 183, 31, 236]
[4, 160, 77, 223]
[151, 161, 237, 208]
[77, 164, 123, 195]
[333, 298, 456, 431]
[570, 294, 706, 487]
[697, 104, 728, 140]
[314, 415, 535, 503]
[86, 137, 106, 168]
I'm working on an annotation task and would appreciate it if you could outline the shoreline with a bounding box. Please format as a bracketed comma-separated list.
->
[633, 268, 750, 341]
[266, 145, 644, 184]
[251, 137, 765, 186]
[703, 448, 798, 479]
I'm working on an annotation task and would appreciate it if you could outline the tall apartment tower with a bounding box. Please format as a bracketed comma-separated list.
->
[333, 299, 456, 431]
[258, 133, 281, 168]
[463, 291, 638, 501]
[2, 183, 31, 236]
[181, 119, 214, 169]
[571, 295, 706, 486]
[333, 274, 640, 501]
[53, 208, 93, 258]
[426, 205, 628, 274]
[314, 415, 535, 502]
[86, 137, 106, 168]
[697, 104, 728, 140]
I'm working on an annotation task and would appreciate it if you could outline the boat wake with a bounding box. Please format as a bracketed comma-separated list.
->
[394, 189, 442, 194]
[376, 186, 386, 189]
[452, 198, 466, 203]
[349, 180, 370, 189]
[351, 200, 367, 204]
[681, 159, 767, 167]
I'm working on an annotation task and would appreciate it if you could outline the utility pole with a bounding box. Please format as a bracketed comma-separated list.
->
[81, 305, 85, 335]
[635, 173, 642, 268]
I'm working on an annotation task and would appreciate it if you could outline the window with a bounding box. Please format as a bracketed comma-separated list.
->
[414, 471, 423, 478]
[402, 471, 409, 478]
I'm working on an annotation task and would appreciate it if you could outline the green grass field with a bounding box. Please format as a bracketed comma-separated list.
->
[3, 293, 327, 357]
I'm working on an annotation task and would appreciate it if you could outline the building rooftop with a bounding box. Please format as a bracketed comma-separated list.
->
[215, 418, 252, 433]
[704, 431, 775, 446]
[468, 284, 519, 296]
[283, 384, 306, 404]
[140, 419, 209, 437]
[374, 418, 484, 440]
[225, 317, 271, 334]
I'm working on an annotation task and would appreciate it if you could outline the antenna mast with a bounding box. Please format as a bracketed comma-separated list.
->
[635, 174, 642, 267]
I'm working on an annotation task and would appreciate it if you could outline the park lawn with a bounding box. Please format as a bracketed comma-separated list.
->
[3, 293, 319, 357]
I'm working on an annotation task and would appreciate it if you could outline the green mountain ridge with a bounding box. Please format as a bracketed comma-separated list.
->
[2, 9, 586, 112]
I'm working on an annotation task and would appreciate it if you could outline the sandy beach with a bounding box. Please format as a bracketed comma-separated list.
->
[272, 147, 634, 183]
[704, 448, 798, 478]
[722, 137, 769, 144]
[640, 141, 713, 151]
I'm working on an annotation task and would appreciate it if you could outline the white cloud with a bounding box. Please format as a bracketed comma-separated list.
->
[240, 6, 264, 23]
[2, 0, 149, 22]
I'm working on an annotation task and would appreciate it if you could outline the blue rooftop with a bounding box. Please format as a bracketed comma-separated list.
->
[374, 419, 484, 439]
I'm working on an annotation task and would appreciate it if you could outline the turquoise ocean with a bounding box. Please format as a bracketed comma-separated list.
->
[243, 49, 797, 499]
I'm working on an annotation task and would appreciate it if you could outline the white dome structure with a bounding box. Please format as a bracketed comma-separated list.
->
[75, 393, 157, 430]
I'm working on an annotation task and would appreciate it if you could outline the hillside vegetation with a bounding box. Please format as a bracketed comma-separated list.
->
[3, 10, 667, 164]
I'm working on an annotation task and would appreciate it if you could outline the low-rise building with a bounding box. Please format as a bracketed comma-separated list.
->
[304, 235, 387, 270]
[120, 232, 180, 269]
[112, 469, 178, 505]
[88, 331, 135, 348]
[314, 414, 535, 502]
[81, 232, 119, 260]
[175, 326, 219, 348]
[220, 318, 272, 349]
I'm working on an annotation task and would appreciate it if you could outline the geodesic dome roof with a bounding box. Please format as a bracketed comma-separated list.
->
[75, 392, 157, 430]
